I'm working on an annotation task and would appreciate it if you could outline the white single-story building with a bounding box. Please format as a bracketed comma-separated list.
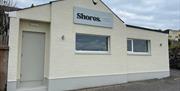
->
[7, 0, 170, 91]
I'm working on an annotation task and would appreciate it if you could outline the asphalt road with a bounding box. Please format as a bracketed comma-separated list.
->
[73, 69, 180, 91]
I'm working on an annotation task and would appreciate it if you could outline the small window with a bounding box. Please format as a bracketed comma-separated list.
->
[133, 39, 149, 52]
[127, 39, 132, 51]
[127, 39, 150, 54]
[76, 34, 109, 52]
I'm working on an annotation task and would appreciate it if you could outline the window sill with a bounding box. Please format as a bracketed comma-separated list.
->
[127, 52, 151, 56]
[75, 51, 111, 55]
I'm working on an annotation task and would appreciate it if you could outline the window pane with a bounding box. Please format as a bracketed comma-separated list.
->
[76, 34, 109, 51]
[133, 39, 149, 52]
[127, 40, 132, 51]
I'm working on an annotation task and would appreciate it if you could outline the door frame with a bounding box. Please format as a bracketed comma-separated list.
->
[17, 20, 50, 88]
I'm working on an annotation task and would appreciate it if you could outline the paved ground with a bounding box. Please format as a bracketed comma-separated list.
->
[73, 69, 180, 91]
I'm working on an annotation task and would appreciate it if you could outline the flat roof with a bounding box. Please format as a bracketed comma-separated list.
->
[126, 24, 167, 34]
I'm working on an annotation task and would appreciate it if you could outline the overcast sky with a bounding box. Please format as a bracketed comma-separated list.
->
[16, 0, 180, 30]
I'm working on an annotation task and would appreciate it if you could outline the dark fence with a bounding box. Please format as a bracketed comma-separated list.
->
[0, 6, 14, 91]
[0, 35, 9, 91]
[0, 35, 9, 47]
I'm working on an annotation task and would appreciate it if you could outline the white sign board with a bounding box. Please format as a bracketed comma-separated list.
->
[73, 7, 113, 28]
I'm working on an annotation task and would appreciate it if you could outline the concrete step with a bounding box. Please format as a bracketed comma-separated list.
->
[17, 86, 47, 91]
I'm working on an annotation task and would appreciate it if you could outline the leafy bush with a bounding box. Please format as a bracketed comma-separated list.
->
[169, 40, 180, 69]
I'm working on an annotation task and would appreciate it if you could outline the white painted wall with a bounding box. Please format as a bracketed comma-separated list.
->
[49, 0, 127, 79]
[48, 0, 169, 79]
[17, 5, 51, 22]
[8, 4, 51, 82]
[8, 17, 20, 81]
[126, 27, 169, 74]
[8, 0, 169, 85]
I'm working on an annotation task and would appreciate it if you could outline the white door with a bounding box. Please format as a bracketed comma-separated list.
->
[21, 31, 45, 82]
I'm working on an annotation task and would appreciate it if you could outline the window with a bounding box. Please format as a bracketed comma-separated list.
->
[76, 34, 109, 53]
[127, 40, 132, 51]
[127, 39, 150, 54]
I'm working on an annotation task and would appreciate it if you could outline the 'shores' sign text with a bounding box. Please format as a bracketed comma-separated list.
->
[74, 7, 113, 28]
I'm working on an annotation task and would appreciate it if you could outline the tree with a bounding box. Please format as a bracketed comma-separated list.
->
[0, 0, 16, 6]
[0, 0, 16, 35]
[0, 1, 17, 91]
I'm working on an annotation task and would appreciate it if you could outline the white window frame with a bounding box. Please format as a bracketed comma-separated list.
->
[75, 34, 111, 55]
[127, 38, 151, 55]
